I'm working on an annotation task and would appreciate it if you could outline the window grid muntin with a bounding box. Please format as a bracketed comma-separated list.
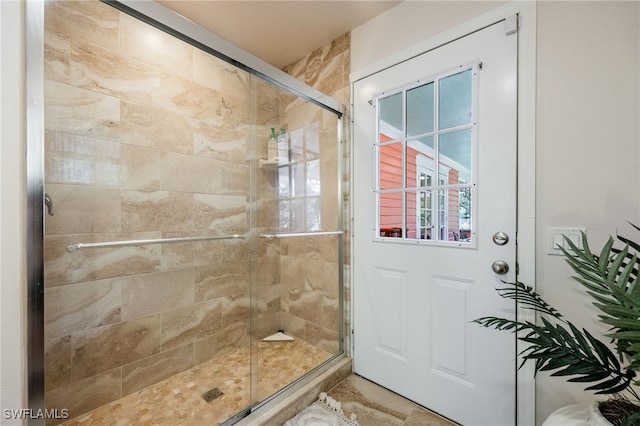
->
[375, 65, 476, 244]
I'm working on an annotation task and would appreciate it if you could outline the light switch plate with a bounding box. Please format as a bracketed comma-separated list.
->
[548, 227, 585, 255]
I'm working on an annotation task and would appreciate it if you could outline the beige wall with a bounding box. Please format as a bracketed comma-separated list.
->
[0, 0, 27, 424]
[351, 0, 640, 424]
[536, 1, 640, 421]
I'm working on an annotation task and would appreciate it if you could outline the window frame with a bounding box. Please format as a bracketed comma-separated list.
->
[373, 63, 479, 248]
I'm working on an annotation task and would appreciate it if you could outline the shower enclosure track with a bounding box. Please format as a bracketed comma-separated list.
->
[66, 234, 246, 252]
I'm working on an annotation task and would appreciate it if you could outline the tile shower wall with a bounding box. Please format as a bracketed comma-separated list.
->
[43, 0, 254, 420]
[282, 33, 351, 354]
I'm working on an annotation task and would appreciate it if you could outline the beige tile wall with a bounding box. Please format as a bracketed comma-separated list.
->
[43, 0, 346, 422]
[282, 33, 351, 354]
[43, 0, 254, 420]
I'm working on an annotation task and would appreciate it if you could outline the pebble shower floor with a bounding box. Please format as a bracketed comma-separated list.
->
[55, 340, 331, 426]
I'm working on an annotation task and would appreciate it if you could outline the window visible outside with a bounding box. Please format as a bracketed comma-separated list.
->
[376, 67, 475, 243]
[279, 122, 322, 231]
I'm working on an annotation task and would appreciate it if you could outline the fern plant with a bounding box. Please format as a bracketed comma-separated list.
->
[474, 226, 640, 425]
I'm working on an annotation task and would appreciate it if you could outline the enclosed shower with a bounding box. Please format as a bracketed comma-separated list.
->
[33, 1, 344, 424]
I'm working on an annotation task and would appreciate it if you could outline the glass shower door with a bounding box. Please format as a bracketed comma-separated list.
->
[251, 78, 343, 404]
[43, 1, 252, 423]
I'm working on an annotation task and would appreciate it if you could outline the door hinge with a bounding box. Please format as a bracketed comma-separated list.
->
[504, 14, 519, 36]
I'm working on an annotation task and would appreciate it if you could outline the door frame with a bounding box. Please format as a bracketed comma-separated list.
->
[349, 1, 537, 424]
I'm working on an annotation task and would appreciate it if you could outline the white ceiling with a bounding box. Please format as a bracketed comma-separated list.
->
[158, 1, 402, 69]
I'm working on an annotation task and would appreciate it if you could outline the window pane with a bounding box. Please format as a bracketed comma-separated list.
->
[306, 196, 321, 231]
[306, 159, 320, 196]
[438, 69, 472, 129]
[292, 163, 305, 197]
[407, 83, 434, 137]
[379, 192, 402, 238]
[279, 199, 290, 229]
[278, 167, 290, 199]
[379, 93, 402, 141]
[406, 138, 434, 188]
[379, 143, 403, 190]
[406, 191, 432, 240]
[439, 129, 472, 182]
[458, 187, 472, 242]
[291, 197, 305, 230]
[306, 121, 319, 159]
[289, 127, 304, 162]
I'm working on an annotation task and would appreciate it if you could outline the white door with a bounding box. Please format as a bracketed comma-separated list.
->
[353, 21, 517, 426]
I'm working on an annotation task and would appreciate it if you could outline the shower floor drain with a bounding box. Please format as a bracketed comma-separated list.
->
[201, 387, 224, 403]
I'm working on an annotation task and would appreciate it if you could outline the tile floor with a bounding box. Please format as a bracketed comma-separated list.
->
[55, 338, 457, 426]
[57, 339, 332, 426]
[326, 375, 458, 426]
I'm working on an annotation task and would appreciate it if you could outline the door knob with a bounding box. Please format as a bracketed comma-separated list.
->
[491, 260, 509, 275]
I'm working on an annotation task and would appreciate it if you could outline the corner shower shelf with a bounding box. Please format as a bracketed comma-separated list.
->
[259, 158, 291, 168]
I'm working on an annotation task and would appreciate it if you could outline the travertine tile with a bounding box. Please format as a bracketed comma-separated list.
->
[45, 79, 120, 140]
[156, 73, 223, 122]
[121, 269, 194, 321]
[327, 375, 415, 425]
[325, 375, 459, 426]
[160, 299, 222, 350]
[194, 322, 248, 364]
[120, 101, 194, 154]
[192, 48, 226, 93]
[44, 233, 162, 287]
[45, 29, 71, 83]
[219, 160, 249, 195]
[192, 120, 247, 163]
[160, 236, 225, 271]
[70, 37, 162, 106]
[45, 334, 73, 391]
[305, 322, 339, 354]
[121, 190, 194, 232]
[45, 278, 121, 339]
[119, 13, 193, 80]
[46, 368, 122, 425]
[44, 1, 120, 52]
[119, 144, 162, 191]
[194, 261, 249, 302]
[122, 343, 195, 396]
[193, 193, 247, 233]
[71, 314, 162, 380]
[44, 184, 121, 235]
[158, 152, 222, 193]
[220, 293, 251, 329]
[222, 238, 250, 262]
[404, 408, 458, 426]
[255, 312, 282, 340]
[280, 312, 307, 341]
[57, 340, 332, 425]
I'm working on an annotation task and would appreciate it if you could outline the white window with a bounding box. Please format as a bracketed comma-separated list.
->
[278, 122, 322, 231]
[376, 66, 475, 243]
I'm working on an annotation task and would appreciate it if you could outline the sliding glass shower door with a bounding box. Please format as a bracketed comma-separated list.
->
[39, 1, 343, 425]
[43, 1, 253, 422]
[250, 78, 343, 404]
